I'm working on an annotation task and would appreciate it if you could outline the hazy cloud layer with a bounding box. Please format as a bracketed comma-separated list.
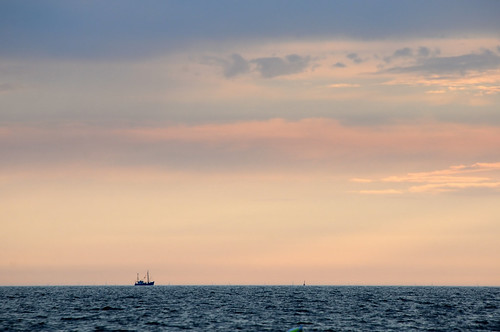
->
[2, 120, 499, 172]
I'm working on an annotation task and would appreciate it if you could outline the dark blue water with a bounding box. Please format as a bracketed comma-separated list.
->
[1, 286, 499, 331]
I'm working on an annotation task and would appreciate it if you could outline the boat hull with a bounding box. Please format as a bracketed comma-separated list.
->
[134, 281, 154, 286]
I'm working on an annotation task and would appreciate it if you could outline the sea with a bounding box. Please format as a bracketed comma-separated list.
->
[1, 286, 499, 331]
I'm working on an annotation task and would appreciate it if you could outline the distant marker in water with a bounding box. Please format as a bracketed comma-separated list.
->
[287, 326, 304, 332]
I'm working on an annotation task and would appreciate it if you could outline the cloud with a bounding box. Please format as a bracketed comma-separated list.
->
[350, 178, 373, 183]
[347, 53, 363, 64]
[2, 1, 500, 60]
[384, 162, 500, 183]
[204, 53, 311, 78]
[4, 120, 500, 174]
[328, 83, 361, 88]
[355, 162, 500, 195]
[333, 62, 346, 68]
[204, 53, 250, 78]
[425, 90, 446, 94]
[417, 46, 431, 58]
[386, 50, 500, 76]
[471, 162, 500, 171]
[222, 54, 250, 78]
[393, 47, 413, 58]
[0, 83, 14, 93]
[251, 54, 311, 78]
[409, 181, 500, 193]
[384, 46, 438, 63]
[358, 189, 402, 195]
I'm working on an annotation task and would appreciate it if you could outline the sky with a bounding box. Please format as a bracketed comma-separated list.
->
[1, 0, 500, 286]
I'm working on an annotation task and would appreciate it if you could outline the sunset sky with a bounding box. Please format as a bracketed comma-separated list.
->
[1, 0, 500, 286]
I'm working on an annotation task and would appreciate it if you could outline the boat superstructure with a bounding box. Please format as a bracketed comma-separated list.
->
[135, 270, 154, 286]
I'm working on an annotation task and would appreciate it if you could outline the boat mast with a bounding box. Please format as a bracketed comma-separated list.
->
[147, 270, 150, 283]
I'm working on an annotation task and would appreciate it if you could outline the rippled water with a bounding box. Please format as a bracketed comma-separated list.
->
[1, 286, 499, 331]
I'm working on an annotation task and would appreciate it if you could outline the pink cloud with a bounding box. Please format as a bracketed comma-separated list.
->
[409, 181, 500, 193]
[113, 118, 500, 153]
[3, 119, 500, 153]
[358, 189, 402, 195]
[350, 178, 373, 183]
[2, 120, 500, 172]
[357, 161, 500, 195]
[384, 162, 500, 183]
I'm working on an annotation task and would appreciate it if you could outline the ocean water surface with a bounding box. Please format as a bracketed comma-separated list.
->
[1, 286, 499, 331]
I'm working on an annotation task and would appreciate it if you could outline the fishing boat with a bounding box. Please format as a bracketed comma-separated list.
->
[135, 270, 154, 286]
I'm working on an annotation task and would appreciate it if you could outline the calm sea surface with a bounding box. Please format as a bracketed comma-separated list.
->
[1, 286, 499, 331]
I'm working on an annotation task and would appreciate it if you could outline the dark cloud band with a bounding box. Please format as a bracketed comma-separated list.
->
[1, 0, 499, 59]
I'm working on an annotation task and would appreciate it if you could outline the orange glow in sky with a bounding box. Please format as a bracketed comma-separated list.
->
[1, 1, 500, 286]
